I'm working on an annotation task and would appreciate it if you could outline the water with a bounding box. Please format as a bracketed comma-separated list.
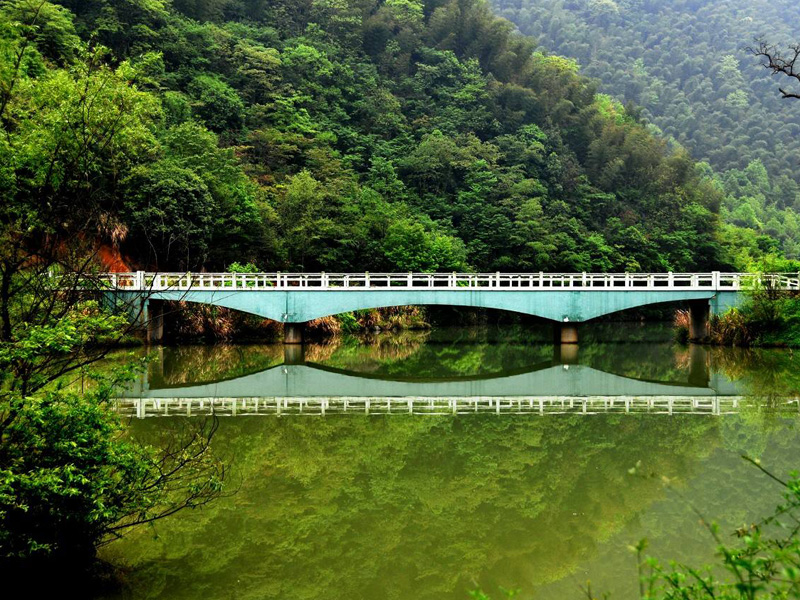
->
[100, 324, 800, 599]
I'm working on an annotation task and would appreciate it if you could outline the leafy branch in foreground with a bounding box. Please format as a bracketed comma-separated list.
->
[625, 458, 800, 599]
[0, 2, 228, 580]
[0, 371, 226, 565]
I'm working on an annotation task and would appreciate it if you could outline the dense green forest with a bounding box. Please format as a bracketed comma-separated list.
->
[491, 0, 800, 261]
[6, 0, 782, 275]
[8, 0, 800, 587]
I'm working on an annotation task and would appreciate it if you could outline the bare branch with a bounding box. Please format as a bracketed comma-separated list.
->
[749, 40, 800, 99]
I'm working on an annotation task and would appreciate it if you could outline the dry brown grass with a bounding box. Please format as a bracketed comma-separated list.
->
[358, 330, 429, 361]
[168, 302, 281, 341]
[675, 307, 756, 346]
[154, 344, 284, 385]
[303, 339, 342, 363]
[165, 304, 430, 342]
[307, 315, 342, 335]
[709, 308, 755, 346]
[674, 309, 690, 331]
[357, 306, 429, 331]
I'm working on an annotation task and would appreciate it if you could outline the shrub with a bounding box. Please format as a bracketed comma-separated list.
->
[673, 309, 690, 344]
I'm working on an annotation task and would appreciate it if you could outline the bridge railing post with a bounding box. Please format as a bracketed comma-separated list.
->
[712, 271, 720, 289]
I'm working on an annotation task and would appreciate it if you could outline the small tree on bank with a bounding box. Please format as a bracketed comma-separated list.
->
[0, 1, 225, 582]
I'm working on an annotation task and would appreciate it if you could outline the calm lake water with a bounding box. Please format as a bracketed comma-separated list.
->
[100, 324, 800, 600]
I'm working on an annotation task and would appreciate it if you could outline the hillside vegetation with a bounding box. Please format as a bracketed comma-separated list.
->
[492, 0, 800, 262]
[4, 0, 769, 275]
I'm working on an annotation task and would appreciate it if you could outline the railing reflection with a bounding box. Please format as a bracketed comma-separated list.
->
[117, 340, 800, 419]
[116, 395, 800, 418]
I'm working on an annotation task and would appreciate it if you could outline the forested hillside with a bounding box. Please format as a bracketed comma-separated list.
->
[6, 0, 770, 274]
[492, 0, 800, 260]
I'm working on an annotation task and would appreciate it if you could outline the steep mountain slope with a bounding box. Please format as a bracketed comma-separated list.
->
[10, 0, 748, 271]
[492, 0, 800, 259]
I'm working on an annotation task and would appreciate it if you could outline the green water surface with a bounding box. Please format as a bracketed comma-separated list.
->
[100, 324, 800, 600]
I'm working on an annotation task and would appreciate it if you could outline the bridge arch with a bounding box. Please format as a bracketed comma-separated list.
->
[149, 289, 728, 324]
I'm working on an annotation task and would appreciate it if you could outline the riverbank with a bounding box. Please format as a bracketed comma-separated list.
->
[675, 291, 800, 347]
[155, 301, 431, 342]
[139, 302, 682, 345]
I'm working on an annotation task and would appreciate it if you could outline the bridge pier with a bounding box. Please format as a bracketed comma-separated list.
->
[146, 300, 166, 344]
[553, 343, 579, 365]
[284, 322, 305, 345]
[283, 344, 306, 365]
[688, 300, 710, 342]
[688, 344, 710, 387]
[554, 323, 579, 345]
[147, 346, 165, 387]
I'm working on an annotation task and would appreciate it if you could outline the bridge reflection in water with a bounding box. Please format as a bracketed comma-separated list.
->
[115, 345, 800, 418]
[120, 394, 782, 419]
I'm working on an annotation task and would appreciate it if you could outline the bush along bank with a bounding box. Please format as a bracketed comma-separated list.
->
[159, 302, 430, 343]
[675, 288, 800, 347]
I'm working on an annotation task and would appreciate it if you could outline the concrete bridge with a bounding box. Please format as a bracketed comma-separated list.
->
[102, 271, 800, 343]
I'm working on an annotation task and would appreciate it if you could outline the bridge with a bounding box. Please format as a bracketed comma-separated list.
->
[102, 271, 799, 343]
[116, 359, 797, 418]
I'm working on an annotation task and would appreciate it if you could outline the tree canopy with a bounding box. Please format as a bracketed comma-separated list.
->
[492, 0, 800, 264]
[8, 0, 765, 273]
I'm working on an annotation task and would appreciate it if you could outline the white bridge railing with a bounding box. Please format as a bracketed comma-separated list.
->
[97, 272, 800, 292]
